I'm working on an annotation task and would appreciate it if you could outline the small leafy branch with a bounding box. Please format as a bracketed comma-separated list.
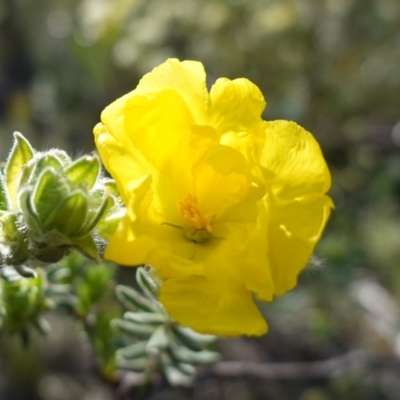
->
[114, 267, 219, 387]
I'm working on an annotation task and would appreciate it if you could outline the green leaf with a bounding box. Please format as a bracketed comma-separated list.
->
[64, 154, 100, 190]
[75, 263, 115, 315]
[123, 311, 166, 325]
[43, 190, 88, 237]
[76, 195, 113, 237]
[46, 265, 71, 282]
[171, 326, 205, 352]
[71, 234, 99, 262]
[174, 326, 216, 345]
[5, 132, 35, 209]
[169, 346, 220, 365]
[102, 179, 120, 197]
[136, 267, 160, 299]
[112, 319, 157, 339]
[116, 342, 147, 359]
[116, 355, 148, 372]
[115, 285, 157, 313]
[47, 150, 72, 167]
[162, 364, 194, 387]
[0, 171, 8, 211]
[147, 326, 169, 351]
[18, 188, 42, 233]
[27, 153, 64, 184]
[96, 207, 125, 241]
[32, 167, 69, 223]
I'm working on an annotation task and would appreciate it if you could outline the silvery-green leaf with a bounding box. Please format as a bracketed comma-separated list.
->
[115, 285, 156, 313]
[45, 284, 71, 296]
[116, 342, 147, 359]
[174, 326, 216, 345]
[46, 265, 71, 282]
[0, 266, 22, 283]
[116, 355, 148, 372]
[136, 267, 159, 299]
[123, 311, 166, 325]
[64, 154, 100, 190]
[162, 364, 194, 387]
[112, 319, 157, 339]
[170, 325, 204, 352]
[5, 132, 34, 209]
[174, 361, 196, 376]
[14, 264, 37, 278]
[146, 326, 169, 351]
[169, 345, 220, 365]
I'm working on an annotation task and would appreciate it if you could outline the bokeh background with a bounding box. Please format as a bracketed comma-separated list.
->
[1, 0, 400, 399]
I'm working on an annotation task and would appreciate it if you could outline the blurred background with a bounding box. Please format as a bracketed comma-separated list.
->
[1, 0, 400, 399]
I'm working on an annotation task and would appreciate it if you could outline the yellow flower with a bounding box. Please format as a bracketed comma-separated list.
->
[94, 59, 333, 336]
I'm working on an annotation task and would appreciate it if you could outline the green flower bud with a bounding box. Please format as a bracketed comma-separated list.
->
[0, 132, 125, 266]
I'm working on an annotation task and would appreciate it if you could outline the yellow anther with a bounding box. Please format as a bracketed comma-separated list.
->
[179, 194, 212, 243]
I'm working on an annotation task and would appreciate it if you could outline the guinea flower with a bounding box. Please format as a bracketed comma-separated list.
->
[94, 59, 333, 336]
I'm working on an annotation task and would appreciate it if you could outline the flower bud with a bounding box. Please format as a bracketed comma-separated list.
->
[0, 132, 124, 266]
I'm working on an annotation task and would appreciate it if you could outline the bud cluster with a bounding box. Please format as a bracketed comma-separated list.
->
[0, 132, 124, 267]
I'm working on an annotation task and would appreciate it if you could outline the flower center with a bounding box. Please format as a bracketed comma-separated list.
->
[179, 194, 212, 243]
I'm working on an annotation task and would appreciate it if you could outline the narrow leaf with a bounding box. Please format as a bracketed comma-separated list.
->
[115, 285, 156, 313]
[0, 171, 8, 210]
[116, 355, 148, 372]
[162, 364, 194, 387]
[169, 346, 220, 365]
[112, 319, 157, 339]
[136, 267, 160, 299]
[5, 132, 35, 209]
[147, 326, 169, 350]
[116, 342, 147, 359]
[171, 326, 204, 352]
[174, 326, 216, 345]
[124, 311, 166, 325]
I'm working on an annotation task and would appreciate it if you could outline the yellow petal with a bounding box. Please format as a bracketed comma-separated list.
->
[93, 123, 152, 204]
[267, 194, 333, 296]
[209, 77, 266, 135]
[260, 121, 331, 199]
[124, 88, 195, 185]
[241, 202, 274, 301]
[137, 59, 208, 122]
[192, 144, 252, 218]
[160, 276, 268, 336]
[100, 91, 136, 144]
